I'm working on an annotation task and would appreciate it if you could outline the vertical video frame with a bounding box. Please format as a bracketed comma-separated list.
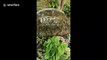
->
[37, 0, 71, 60]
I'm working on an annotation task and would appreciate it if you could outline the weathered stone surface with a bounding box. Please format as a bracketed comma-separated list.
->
[37, 8, 70, 37]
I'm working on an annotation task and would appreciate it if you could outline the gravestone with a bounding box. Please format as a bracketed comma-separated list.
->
[37, 8, 70, 37]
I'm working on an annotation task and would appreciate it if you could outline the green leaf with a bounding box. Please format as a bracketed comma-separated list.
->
[49, 3, 52, 7]
[54, 36, 60, 45]
[52, 2, 55, 8]
[61, 42, 68, 48]
[52, 56, 55, 60]
[51, 50, 55, 56]
[46, 39, 52, 48]
[58, 46, 65, 55]
[51, 46, 57, 56]
[44, 52, 49, 59]
[61, 54, 69, 60]
[47, 39, 51, 43]
[55, 54, 60, 60]
[49, 44, 53, 49]
[49, 47, 56, 56]
[46, 44, 52, 53]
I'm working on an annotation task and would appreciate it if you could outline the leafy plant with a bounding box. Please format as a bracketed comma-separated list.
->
[63, 4, 71, 16]
[43, 36, 70, 60]
[48, 0, 57, 8]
